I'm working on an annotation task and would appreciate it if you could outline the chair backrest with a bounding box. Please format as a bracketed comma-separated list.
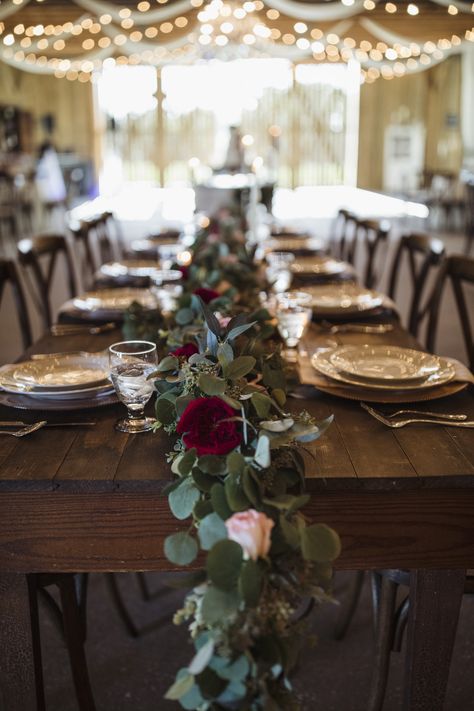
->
[388, 232, 445, 338]
[0, 258, 32, 350]
[17, 234, 78, 329]
[426, 254, 474, 371]
[353, 218, 390, 289]
[331, 209, 358, 261]
[465, 182, 474, 256]
[78, 212, 122, 273]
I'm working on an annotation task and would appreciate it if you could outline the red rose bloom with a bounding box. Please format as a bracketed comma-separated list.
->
[194, 287, 220, 304]
[171, 343, 199, 359]
[176, 397, 241, 456]
[178, 266, 189, 280]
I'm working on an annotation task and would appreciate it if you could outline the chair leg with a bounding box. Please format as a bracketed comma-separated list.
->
[367, 575, 398, 711]
[27, 576, 47, 711]
[57, 577, 97, 711]
[334, 571, 365, 640]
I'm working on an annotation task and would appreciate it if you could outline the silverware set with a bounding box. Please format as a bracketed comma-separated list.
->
[51, 322, 117, 336]
[361, 402, 474, 428]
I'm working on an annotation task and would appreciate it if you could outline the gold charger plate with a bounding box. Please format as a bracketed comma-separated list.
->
[304, 284, 384, 316]
[291, 256, 348, 276]
[2, 354, 109, 390]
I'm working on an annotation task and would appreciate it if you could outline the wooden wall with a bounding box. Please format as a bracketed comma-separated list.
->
[0, 64, 94, 159]
[358, 55, 462, 190]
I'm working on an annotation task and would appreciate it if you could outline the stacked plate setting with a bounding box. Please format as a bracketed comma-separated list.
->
[305, 283, 384, 317]
[0, 353, 114, 402]
[311, 345, 456, 392]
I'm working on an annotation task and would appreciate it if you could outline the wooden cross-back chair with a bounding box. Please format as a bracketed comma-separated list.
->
[71, 212, 122, 287]
[465, 182, 474, 256]
[387, 232, 446, 338]
[0, 258, 32, 350]
[17, 234, 78, 329]
[330, 208, 358, 261]
[427, 254, 474, 371]
[352, 218, 390, 289]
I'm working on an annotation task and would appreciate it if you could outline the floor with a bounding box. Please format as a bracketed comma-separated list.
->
[41, 572, 474, 711]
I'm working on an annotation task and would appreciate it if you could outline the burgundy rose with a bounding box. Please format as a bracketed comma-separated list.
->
[178, 266, 189, 280]
[171, 343, 199, 359]
[176, 397, 241, 456]
[194, 287, 220, 304]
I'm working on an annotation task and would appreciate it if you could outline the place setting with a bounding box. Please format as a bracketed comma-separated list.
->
[301, 282, 398, 321]
[298, 339, 474, 405]
[0, 351, 118, 411]
[59, 287, 162, 323]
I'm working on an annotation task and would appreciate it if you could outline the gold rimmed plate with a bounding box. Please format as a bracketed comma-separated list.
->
[311, 349, 456, 391]
[99, 260, 162, 278]
[304, 284, 384, 316]
[2, 354, 110, 391]
[329, 345, 442, 383]
[291, 256, 349, 276]
[73, 288, 157, 313]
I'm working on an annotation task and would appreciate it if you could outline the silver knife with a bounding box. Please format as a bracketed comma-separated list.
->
[0, 421, 97, 427]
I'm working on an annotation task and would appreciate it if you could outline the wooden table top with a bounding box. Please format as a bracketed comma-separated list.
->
[0, 324, 473, 496]
[0, 323, 473, 572]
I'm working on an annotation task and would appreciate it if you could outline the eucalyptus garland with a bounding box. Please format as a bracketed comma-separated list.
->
[125, 215, 341, 710]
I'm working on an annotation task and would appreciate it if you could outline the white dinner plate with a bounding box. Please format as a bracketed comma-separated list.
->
[0, 379, 114, 399]
[99, 260, 162, 277]
[290, 256, 348, 276]
[304, 284, 384, 315]
[311, 349, 455, 391]
[73, 288, 157, 312]
[329, 345, 442, 383]
[0, 354, 109, 391]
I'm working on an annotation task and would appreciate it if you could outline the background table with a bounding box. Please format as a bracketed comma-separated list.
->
[0, 325, 473, 711]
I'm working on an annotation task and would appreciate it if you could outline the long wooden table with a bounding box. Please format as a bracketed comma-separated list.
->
[0, 324, 473, 711]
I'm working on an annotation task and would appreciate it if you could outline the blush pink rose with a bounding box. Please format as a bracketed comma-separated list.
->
[225, 509, 274, 561]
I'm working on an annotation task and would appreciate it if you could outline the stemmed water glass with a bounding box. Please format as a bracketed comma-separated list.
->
[266, 251, 295, 293]
[109, 341, 158, 433]
[276, 303, 312, 361]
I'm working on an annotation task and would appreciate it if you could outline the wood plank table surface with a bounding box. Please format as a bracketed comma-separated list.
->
[0, 322, 473, 711]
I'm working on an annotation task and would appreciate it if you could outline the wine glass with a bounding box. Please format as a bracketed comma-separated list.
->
[266, 251, 295, 293]
[276, 304, 312, 362]
[109, 341, 158, 433]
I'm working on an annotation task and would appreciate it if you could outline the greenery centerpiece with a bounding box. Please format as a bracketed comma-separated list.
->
[124, 213, 341, 710]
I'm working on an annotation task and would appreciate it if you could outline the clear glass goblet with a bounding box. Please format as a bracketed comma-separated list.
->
[266, 251, 295, 293]
[276, 305, 312, 362]
[109, 341, 158, 433]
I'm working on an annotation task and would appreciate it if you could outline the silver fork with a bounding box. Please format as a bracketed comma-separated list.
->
[320, 321, 394, 335]
[360, 403, 467, 421]
[51, 322, 116, 336]
[361, 403, 474, 429]
[0, 421, 47, 437]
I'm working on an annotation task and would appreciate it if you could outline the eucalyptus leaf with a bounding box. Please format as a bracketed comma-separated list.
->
[198, 512, 228, 550]
[301, 523, 341, 563]
[201, 586, 241, 624]
[251, 392, 272, 418]
[197, 296, 222, 337]
[165, 670, 195, 700]
[206, 539, 243, 591]
[239, 559, 263, 607]
[226, 450, 246, 476]
[175, 307, 195, 326]
[164, 532, 198, 566]
[279, 514, 301, 549]
[260, 418, 294, 432]
[178, 448, 197, 476]
[218, 394, 241, 410]
[155, 396, 176, 426]
[188, 638, 215, 676]
[169, 478, 201, 520]
[210, 483, 233, 520]
[176, 395, 194, 418]
[254, 434, 271, 469]
[217, 341, 234, 368]
[226, 321, 257, 342]
[198, 455, 226, 475]
[156, 355, 179, 373]
[225, 473, 251, 512]
[224, 356, 256, 381]
[198, 373, 226, 396]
